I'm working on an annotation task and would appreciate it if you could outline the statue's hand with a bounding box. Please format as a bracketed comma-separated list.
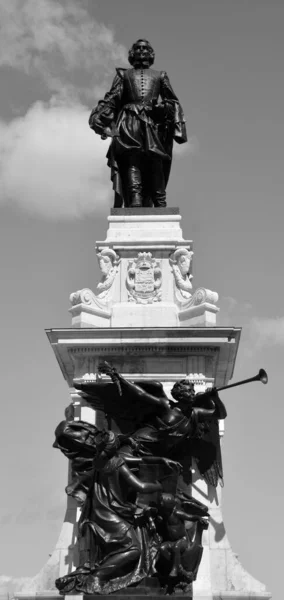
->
[163, 458, 183, 473]
[152, 102, 166, 122]
[99, 361, 118, 377]
[98, 361, 122, 394]
[202, 386, 218, 398]
[101, 127, 113, 139]
[102, 126, 118, 139]
[199, 516, 209, 529]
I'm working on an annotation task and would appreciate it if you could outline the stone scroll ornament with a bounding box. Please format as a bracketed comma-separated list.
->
[126, 252, 162, 304]
[170, 247, 219, 309]
[69, 248, 120, 309]
[170, 247, 194, 301]
[54, 362, 227, 596]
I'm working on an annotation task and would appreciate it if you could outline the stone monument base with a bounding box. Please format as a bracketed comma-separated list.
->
[15, 591, 272, 600]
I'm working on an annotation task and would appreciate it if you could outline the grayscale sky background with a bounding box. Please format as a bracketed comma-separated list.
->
[0, 1, 283, 598]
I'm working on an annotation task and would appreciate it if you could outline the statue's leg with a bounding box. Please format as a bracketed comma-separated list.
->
[170, 537, 188, 577]
[92, 544, 141, 582]
[149, 158, 167, 207]
[181, 522, 206, 581]
[159, 541, 173, 572]
[126, 154, 143, 207]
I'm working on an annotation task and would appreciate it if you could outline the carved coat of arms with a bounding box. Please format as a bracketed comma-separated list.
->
[126, 252, 162, 304]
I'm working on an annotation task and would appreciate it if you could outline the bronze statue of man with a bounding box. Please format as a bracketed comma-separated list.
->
[89, 39, 187, 208]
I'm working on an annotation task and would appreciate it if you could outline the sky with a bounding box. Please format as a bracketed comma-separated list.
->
[0, 0, 283, 598]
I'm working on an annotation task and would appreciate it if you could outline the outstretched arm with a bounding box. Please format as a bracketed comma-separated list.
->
[193, 388, 227, 420]
[122, 453, 182, 473]
[176, 508, 209, 525]
[119, 463, 162, 494]
[99, 362, 169, 413]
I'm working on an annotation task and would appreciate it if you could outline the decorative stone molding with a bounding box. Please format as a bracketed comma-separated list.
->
[126, 252, 162, 304]
[68, 346, 219, 382]
[178, 289, 219, 326]
[69, 345, 219, 356]
[70, 288, 106, 309]
[69, 249, 120, 326]
[69, 288, 111, 327]
[182, 287, 219, 309]
[170, 246, 194, 301]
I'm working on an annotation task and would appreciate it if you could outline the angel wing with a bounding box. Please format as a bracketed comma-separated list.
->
[74, 376, 167, 435]
[180, 389, 226, 488]
[191, 417, 224, 487]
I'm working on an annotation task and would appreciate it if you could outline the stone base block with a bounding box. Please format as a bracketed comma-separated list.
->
[69, 304, 111, 328]
[111, 302, 179, 327]
[69, 301, 219, 329]
[15, 594, 61, 600]
[14, 592, 272, 600]
[100, 208, 189, 245]
[178, 303, 219, 326]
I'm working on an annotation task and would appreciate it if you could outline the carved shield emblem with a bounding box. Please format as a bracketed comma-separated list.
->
[126, 252, 162, 304]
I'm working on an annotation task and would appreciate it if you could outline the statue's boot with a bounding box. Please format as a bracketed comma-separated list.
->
[150, 158, 167, 207]
[131, 193, 143, 207]
[127, 161, 143, 207]
[153, 191, 167, 207]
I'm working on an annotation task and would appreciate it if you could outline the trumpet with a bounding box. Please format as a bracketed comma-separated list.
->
[217, 368, 268, 392]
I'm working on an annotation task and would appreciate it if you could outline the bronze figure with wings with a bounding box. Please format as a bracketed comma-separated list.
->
[53, 363, 226, 594]
[77, 362, 227, 488]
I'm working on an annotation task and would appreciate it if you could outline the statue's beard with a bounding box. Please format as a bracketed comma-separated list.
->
[133, 57, 151, 68]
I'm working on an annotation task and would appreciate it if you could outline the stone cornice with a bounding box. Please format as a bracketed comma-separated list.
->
[46, 327, 241, 388]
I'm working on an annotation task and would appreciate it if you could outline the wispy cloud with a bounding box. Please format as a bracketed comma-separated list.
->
[217, 297, 284, 353]
[0, 0, 127, 103]
[0, 0, 193, 219]
[0, 101, 112, 219]
[0, 0, 128, 218]
[217, 295, 252, 327]
[249, 316, 284, 348]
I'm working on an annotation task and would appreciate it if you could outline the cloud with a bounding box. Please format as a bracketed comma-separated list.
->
[0, 0, 195, 219]
[217, 295, 252, 327]
[0, 101, 112, 219]
[249, 316, 284, 347]
[0, 0, 127, 103]
[0, 0, 128, 218]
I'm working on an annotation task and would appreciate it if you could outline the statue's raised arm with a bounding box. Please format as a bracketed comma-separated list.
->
[99, 360, 170, 412]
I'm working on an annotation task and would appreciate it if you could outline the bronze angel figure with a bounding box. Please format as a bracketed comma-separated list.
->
[76, 362, 227, 488]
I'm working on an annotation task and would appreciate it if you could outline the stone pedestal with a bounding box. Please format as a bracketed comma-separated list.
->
[69, 209, 219, 328]
[8, 208, 271, 600]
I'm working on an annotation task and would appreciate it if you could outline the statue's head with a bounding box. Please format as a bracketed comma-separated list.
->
[171, 379, 195, 413]
[128, 39, 155, 67]
[159, 493, 176, 513]
[97, 248, 118, 275]
[171, 247, 193, 276]
[95, 430, 119, 457]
